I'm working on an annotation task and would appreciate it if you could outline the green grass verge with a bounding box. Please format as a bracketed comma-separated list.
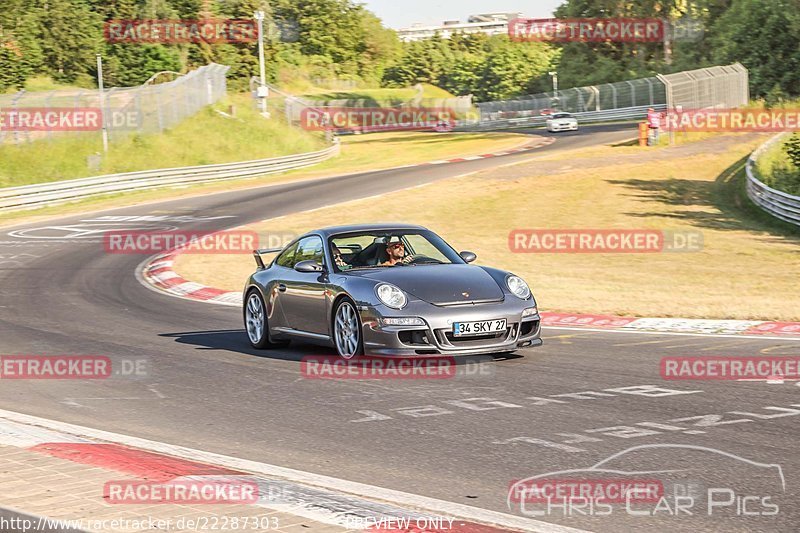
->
[754, 132, 794, 179]
[0, 93, 326, 188]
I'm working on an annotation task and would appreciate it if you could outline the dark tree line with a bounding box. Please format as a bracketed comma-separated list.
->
[1, 0, 798, 101]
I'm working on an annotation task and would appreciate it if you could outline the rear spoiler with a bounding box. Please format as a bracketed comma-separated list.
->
[253, 248, 282, 269]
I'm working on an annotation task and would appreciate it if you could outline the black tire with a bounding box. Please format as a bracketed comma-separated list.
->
[244, 289, 288, 349]
[332, 297, 364, 359]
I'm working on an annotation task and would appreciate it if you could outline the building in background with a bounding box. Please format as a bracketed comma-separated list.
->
[397, 13, 520, 42]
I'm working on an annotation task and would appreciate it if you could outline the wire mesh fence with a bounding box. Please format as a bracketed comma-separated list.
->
[658, 63, 749, 111]
[0, 63, 230, 145]
[476, 63, 748, 121]
[477, 77, 665, 120]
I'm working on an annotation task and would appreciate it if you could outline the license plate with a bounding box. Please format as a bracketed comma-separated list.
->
[452, 319, 507, 337]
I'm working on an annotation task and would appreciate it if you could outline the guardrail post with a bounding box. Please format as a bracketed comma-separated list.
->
[625, 81, 636, 108]
[44, 91, 54, 143]
[589, 86, 600, 111]
[155, 85, 164, 132]
[12, 90, 25, 145]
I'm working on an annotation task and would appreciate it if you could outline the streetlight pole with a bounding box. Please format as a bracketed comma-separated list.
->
[548, 70, 559, 110]
[549, 71, 558, 94]
[254, 10, 270, 118]
[96, 54, 109, 153]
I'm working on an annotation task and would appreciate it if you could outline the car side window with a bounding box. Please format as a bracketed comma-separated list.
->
[275, 241, 300, 268]
[293, 236, 324, 267]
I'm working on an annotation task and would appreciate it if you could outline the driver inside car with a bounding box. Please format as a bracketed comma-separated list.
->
[380, 237, 416, 266]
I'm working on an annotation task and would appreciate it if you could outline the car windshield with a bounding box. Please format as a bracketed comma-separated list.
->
[330, 230, 463, 271]
[552, 113, 572, 119]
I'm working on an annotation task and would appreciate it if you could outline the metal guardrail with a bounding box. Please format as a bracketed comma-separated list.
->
[457, 105, 665, 131]
[0, 142, 340, 211]
[745, 133, 800, 227]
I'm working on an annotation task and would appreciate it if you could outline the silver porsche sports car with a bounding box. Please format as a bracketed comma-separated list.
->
[243, 224, 542, 358]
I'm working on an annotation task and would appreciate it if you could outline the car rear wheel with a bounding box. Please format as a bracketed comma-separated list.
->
[244, 289, 287, 349]
[333, 298, 363, 359]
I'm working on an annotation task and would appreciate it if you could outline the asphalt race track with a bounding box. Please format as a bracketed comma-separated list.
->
[2, 124, 798, 532]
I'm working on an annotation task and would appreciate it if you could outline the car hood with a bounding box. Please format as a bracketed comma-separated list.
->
[351, 264, 505, 306]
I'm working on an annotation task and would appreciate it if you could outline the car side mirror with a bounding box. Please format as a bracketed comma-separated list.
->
[460, 251, 477, 263]
[295, 260, 324, 273]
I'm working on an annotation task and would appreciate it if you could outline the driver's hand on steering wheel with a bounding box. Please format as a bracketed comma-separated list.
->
[401, 254, 417, 264]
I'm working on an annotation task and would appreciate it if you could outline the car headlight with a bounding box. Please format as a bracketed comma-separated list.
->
[506, 275, 531, 300]
[376, 283, 407, 309]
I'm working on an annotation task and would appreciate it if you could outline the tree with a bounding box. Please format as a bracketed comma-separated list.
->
[475, 39, 555, 101]
[0, 0, 43, 90]
[711, 0, 800, 97]
[36, 0, 102, 82]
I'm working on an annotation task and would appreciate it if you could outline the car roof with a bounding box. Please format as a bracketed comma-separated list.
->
[312, 223, 429, 238]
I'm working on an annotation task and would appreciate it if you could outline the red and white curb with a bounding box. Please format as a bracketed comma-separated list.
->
[141, 255, 800, 340]
[0, 409, 582, 533]
[541, 312, 800, 338]
[140, 252, 242, 305]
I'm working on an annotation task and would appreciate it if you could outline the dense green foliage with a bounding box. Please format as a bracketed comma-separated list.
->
[0, 0, 400, 91]
[382, 34, 557, 101]
[765, 134, 800, 196]
[1, 0, 798, 100]
[550, 0, 800, 99]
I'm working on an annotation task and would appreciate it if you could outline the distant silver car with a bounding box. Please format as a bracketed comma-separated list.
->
[243, 224, 542, 358]
[546, 112, 579, 132]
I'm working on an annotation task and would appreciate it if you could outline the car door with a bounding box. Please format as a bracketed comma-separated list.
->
[280, 235, 330, 336]
[268, 240, 300, 330]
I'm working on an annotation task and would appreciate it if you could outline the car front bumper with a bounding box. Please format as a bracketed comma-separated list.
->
[359, 300, 542, 357]
[548, 123, 578, 131]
